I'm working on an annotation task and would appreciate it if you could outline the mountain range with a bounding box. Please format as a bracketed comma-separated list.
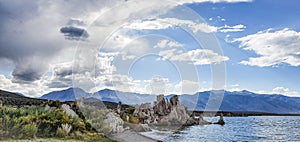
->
[39, 88, 300, 114]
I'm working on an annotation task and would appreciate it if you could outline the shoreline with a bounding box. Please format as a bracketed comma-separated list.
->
[191, 111, 300, 117]
[111, 130, 161, 142]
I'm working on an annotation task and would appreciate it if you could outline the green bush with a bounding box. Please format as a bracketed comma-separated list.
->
[0, 104, 113, 141]
[55, 127, 65, 138]
[124, 107, 135, 114]
[20, 123, 38, 139]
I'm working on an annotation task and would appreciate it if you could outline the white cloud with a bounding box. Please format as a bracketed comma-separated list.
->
[147, 76, 170, 95]
[177, 0, 252, 4]
[0, 74, 55, 98]
[154, 39, 182, 49]
[124, 18, 219, 33]
[256, 87, 300, 97]
[173, 80, 199, 94]
[226, 84, 241, 92]
[125, 19, 246, 33]
[159, 48, 229, 65]
[219, 24, 246, 33]
[234, 28, 300, 67]
[272, 87, 289, 94]
[231, 84, 240, 87]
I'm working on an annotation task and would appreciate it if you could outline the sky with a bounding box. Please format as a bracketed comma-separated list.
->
[0, 0, 300, 97]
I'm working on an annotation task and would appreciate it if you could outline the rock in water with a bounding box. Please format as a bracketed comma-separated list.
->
[217, 113, 225, 125]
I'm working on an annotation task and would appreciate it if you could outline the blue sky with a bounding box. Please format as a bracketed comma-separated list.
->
[0, 0, 300, 97]
[188, 0, 300, 94]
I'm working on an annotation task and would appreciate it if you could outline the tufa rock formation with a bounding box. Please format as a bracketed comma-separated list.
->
[133, 95, 210, 126]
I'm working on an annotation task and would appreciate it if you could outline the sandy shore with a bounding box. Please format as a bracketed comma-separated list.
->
[111, 130, 160, 142]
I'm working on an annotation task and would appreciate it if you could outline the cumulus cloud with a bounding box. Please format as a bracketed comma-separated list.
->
[159, 48, 229, 65]
[173, 80, 199, 94]
[272, 87, 300, 97]
[0, 74, 55, 97]
[272, 87, 290, 94]
[234, 28, 300, 67]
[124, 18, 218, 33]
[257, 87, 300, 97]
[148, 76, 170, 95]
[153, 39, 229, 65]
[124, 18, 246, 33]
[154, 39, 182, 49]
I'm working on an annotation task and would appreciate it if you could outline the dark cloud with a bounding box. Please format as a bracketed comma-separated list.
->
[10, 58, 50, 83]
[45, 64, 73, 88]
[55, 69, 73, 77]
[12, 69, 43, 83]
[60, 26, 89, 40]
[47, 77, 72, 88]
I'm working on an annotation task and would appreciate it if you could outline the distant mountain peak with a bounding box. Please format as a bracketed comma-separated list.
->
[40, 87, 89, 102]
[99, 88, 115, 92]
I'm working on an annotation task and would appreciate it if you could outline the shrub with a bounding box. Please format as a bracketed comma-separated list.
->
[129, 116, 140, 124]
[20, 123, 38, 139]
[61, 123, 72, 136]
[124, 107, 135, 114]
[56, 123, 72, 137]
[55, 127, 65, 138]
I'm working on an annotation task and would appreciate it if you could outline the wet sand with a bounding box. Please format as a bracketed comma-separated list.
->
[111, 130, 160, 142]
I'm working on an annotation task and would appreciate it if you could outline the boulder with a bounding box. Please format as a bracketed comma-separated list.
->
[61, 104, 78, 118]
[104, 112, 125, 133]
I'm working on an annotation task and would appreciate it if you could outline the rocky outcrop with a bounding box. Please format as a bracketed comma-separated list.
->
[104, 112, 125, 133]
[61, 104, 78, 118]
[153, 95, 169, 116]
[133, 95, 210, 126]
[133, 103, 157, 124]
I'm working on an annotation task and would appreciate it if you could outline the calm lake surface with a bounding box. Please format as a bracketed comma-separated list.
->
[141, 116, 300, 142]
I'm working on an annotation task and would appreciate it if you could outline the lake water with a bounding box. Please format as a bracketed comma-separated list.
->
[141, 116, 300, 141]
